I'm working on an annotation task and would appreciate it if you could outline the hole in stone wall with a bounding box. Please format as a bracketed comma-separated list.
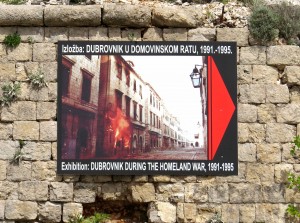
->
[83, 197, 148, 223]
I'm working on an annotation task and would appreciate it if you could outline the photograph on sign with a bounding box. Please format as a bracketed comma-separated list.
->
[57, 41, 237, 175]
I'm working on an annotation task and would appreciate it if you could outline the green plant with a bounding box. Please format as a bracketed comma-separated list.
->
[10, 148, 24, 165]
[68, 212, 110, 223]
[0, 0, 24, 4]
[128, 33, 136, 42]
[207, 212, 223, 223]
[249, 6, 279, 44]
[3, 32, 21, 48]
[27, 36, 35, 44]
[27, 70, 48, 89]
[0, 82, 21, 107]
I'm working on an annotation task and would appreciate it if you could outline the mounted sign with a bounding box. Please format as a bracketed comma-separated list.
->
[57, 41, 237, 175]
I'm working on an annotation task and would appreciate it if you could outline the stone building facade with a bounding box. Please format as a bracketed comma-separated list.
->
[0, 4, 299, 223]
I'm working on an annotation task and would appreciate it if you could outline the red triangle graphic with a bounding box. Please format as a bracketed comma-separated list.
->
[209, 57, 235, 160]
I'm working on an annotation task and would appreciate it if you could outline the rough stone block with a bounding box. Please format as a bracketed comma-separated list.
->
[229, 183, 262, 203]
[37, 102, 56, 120]
[103, 3, 151, 28]
[252, 65, 278, 83]
[282, 143, 298, 164]
[285, 66, 300, 86]
[188, 28, 216, 41]
[39, 202, 62, 223]
[238, 143, 256, 162]
[156, 183, 184, 203]
[239, 204, 255, 223]
[0, 161, 6, 181]
[5, 200, 37, 220]
[262, 183, 285, 203]
[44, 6, 101, 26]
[185, 183, 208, 202]
[221, 204, 239, 223]
[195, 204, 222, 222]
[121, 29, 142, 41]
[255, 204, 284, 223]
[143, 28, 163, 41]
[32, 161, 61, 181]
[246, 164, 274, 183]
[240, 46, 266, 65]
[208, 184, 229, 203]
[7, 43, 32, 62]
[52, 142, 57, 160]
[15, 62, 31, 81]
[257, 104, 276, 123]
[285, 187, 300, 203]
[277, 103, 300, 124]
[274, 164, 293, 183]
[50, 182, 73, 202]
[33, 43, 56, 62]
[74, 183, 96, 203]
[290, 86, 300, 103]
[148, 201, 176, 223]
[40, 121, 57, 141]
[69, 28, 89, 40]
[151, 175, 171, 182]
[177, 203, 197, 222]
[108, 28, 121, 40]
[1, 101, 36, 121]
[266, 84, 289, 103]
[63, 203, 83, 223]
[89, 27, 108, 41]
[133, 176, 148, 182]
[45, 27, 68, 43]
[217, 27, 249, 46]
[237, 65, 252, 84]
[39, 62, 57, 82]
[0, 140, 18, 160]
[19, 181, 48, 201]
[0, 123, 13, 140]
[257, 143, 281, 163]
[13, 121, 39, 140]
[238, 123, 265, 143]
[7, 161, 31, 181]
[0, 6, 43, 26]
[238, 104, 257, 122]
[0, 181, 18, 200]
[22, 142, 51, 161]
[153, 6, 199, 28]
[101, 182, 126, 200]
[131, 183, 155, 202]
[266, 123, 296, 143]
[0, 200, 4, 220]
[17, 27, 44, 43]
[163, 28, 187, 41]
[267, 45, 300, 66]
[0, 63, 16, 82]
[239, 84, 265, 103]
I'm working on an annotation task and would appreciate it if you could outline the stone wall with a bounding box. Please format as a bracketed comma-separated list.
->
[0, 4, 300, 223]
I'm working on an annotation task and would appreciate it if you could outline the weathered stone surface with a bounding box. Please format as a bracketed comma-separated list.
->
[0, 6, 43, 26]
[74, 183, 96, 203]
[0, 181, 18, 199]
[238, 143, 256, 162]
[153, 6, 199, 28]
[131, 183, 155, 202]
[52, 142, 57, 160]
[163, 28, 187, 41]
[229, 183, 262, 203]
[13, 121, 39, 140]
[63, 203, 83, 222]
[266, 123, 296, 143]
[69, 28, 89, 40]
[185, 183, 208, 202]
[267, 45, 300, 66]
[18, 27, 44, 43]
[277, 103, 300, 124]
[240, 46, 266, 65]
[7, 43, 32, 62]
[39, 62, 57, 82]
[121, 29, 142, 41]
[0, 200, 4, 220]
[257, 143, 281, 163]
[33, 43, 56, 62]
[152, 175, 171, 182]
[39, 202, 61, 223]
[188, 28, 216, 41]
[290, 86, 300, 103]
[15, 62, 31, 81]
[5, 200, 37, 220]
[239, 84, 265, 103]
[32, 161, 61, 181]
[285, 66, 300, 85]
[148, 201, 176, 223]
[195, 204, 222, 222]
[37, 102, 56, 120]
[0, 27, 17, 42]
[89, 27, 108, 41]
[156, 183, 184, 203]
[45, 27, 68, 43]
[257, 104, 276, 123]
[7, 161, 31, 181]
[217, 27, 249, 46]
[133, 176, 148, 182]
[238, 104, 257, 122]
[0, 161, 6, 181]
[177, 203, 197, 223]
[255, 204, 284, 223]
[216, 163, 247, 183]
[0, 63, 16, 82]
[50, 182, 73, 202]
[0, 123, 13, 140]
[81, 175, 112, 183]
[274, 164, 293, 183]
[0, 140, 18, 160]
[238, 123, 265, 143]
[44, 6, 101, 26]
[208, 184, 229, 203]
[108, 28, 121, 40]
[221, 204, 239, 223]
[113, 175, 132, 182]
[237, 65, 252, 84]
[1, 101, 36, 121]
[252, 65, 278, 83]
[239, 204, 255, 223]
[103, 4, 151, 28]
[282, 143, 298, 164]
[285, 187, 300, 203]
[19, 181, 48, 201]
[261, 183, 285, 203]
[101, 182, 126, 200]
[142, 28, 163, 41]
[246, 164, 274, 183]
[40, 121, 57, 141]
[266, 84, 289, 103]
[22, 142, 51, 161]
